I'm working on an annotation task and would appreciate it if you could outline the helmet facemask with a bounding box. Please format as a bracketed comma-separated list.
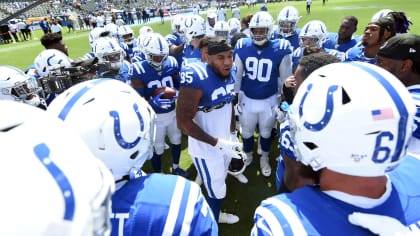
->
[279, 20, 297, 37]
[251, 27, 270, 46]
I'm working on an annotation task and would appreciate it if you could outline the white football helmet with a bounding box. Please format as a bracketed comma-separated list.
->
[214, 20, 230, 39]
[227, 18, 241, 37]
[89, 27, 108, 48]
[289, 62, 416, 177]
[34, 49, 72, 77]
[47, 79, 156, 183]
[0, 100, 115, 236]
[92, 37, 124, 70]
[138, 26, 154, 54]
[182, 15, 205, 43]
[142, 33, 170, 70]
[277, 6, 301, 37]
[138, 25, 154, 37]
[171, 14, 185, 35]
[299, 20, 328, 48]
[117, 25, 134, 45]
[104, 22, 119, 39]
[249, 11, 274, 46]
[0, 65, 42, 106]
[227, 134, 247, 176]
[371, 9, 393, 22]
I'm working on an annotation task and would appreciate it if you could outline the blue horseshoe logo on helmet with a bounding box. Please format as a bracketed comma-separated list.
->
[109, 103, 145, 149]
[299, 83, 339, 131]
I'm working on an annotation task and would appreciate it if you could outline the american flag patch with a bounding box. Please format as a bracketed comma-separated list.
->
[371, 108, 395, 121]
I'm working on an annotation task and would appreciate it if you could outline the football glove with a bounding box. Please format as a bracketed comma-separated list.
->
[348, 212, 414, 236]
[151, 92, 176, 109]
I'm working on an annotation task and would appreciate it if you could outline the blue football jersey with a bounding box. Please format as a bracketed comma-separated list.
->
[179, 60, 235, 157]
[166, 33, 185, 67]
[408, 85, 420, 140]
[324, 32, 360, 52]
[179, 60, 235, 108]
[131, 56, 179, 114]
[344, 43, 376, 64]
[131, 53, 146, 63]
[111, 174, 218, 236]
[235, 38, 292, 99]
[120, 39, 141, 59]
[98, 60, 132, 83]
[253, 155, 420, 235]
[273, 28, 301, 52]
[183, 45, 202, 63]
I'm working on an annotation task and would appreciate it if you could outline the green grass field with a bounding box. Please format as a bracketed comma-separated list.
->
[1, 0, 419, 234]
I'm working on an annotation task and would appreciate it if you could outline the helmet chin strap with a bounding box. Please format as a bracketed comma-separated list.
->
[253, 38, 268, 46]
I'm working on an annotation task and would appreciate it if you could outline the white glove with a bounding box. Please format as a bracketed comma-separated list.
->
[348, 212, 414, 236]
[215, 138, 244, 160]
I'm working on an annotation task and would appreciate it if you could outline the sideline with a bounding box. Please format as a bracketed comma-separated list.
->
[0, 10, 201, 53]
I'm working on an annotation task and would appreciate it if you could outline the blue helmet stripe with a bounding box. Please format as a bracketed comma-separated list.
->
[34, 143, 75, 220]
[58, 79, 109, 120]
[351, 62, 409, 162]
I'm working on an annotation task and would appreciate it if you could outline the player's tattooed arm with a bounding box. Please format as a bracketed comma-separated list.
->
[176, 86, 218, 146]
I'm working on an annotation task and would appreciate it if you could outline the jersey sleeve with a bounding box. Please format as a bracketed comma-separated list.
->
[252, 197, 308, 236]
[179, 61, 208, 89]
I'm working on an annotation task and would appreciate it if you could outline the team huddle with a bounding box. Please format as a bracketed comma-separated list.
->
[1, 3, 420, 236]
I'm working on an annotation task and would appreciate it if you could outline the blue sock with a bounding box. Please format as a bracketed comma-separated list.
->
[207, 197, 223, 221]
[242, 136, 254, 153]
[260, 136, 273, 152]
[151, 153, 162, 173]
[171, 144, 181, 165]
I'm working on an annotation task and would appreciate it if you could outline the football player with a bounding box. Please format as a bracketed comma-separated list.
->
[292, 20, 329, 71]
[131, 32, 189, 178]
[165, 14, 186, 67]
[234, 11, 293, 177]
[117, 25, 141, 62]
[177, 38, 244, 224]
[273, 6, 301, 52]
[345, 17, 395, 63]
[47, 79, 218, 235]
[1, 100, 114, 236]
[275, 53, 341, 193]
[375, 33, 420, 156]
[0, 65, 45, 108]
[252, 62, 420, 235]
[323, 16, 360, 52]
[92, 36, 131, 84]
[182, 15, 206, 63]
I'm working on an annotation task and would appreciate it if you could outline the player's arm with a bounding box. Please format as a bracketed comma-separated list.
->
[169, 44, 185, 56]
[278, 53, 293, 98]
[233, 55, 244, 94]
[131, 77, 145, 97]
[176, 86, 218, 146]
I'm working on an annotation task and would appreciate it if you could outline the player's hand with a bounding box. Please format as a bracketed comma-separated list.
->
[348, 212, 413, 236]
[284, 75, 297, 88]
[151, 92, 174, 109]
[215, 138, 244, 160]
